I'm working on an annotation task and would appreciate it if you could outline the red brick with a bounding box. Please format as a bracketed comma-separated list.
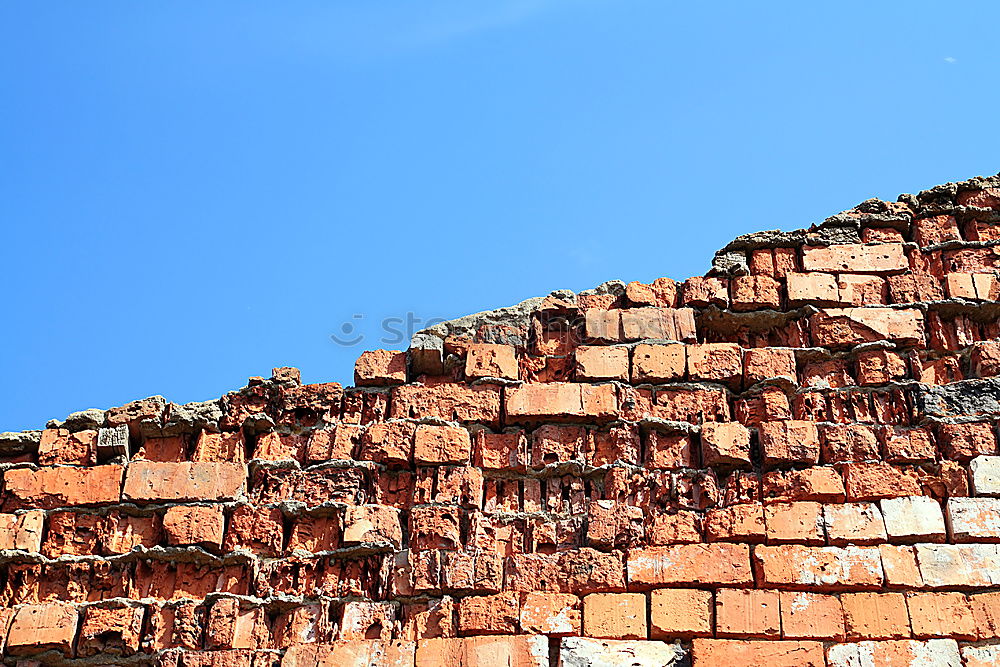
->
[620, 307, 697, 341]
[224, 505, 283, 556]
[687, 343, 743, 385]
[906, 592, 976, 639]
[841, 592, 910, 639]
[193, 430, 246, 463]
[743, 348, 796, 386]
[354, 349, 407, 386]
[458, 592, 519, 635]
[574, 345, 628, 381]
[465, 343, 518, 380]
[518, 592, 580, 636]
[701, 421, 751, 467]
[878, 426, 935, 463]
[801, 359, 854, 388]
[285, 642, 416, 667]
[77, 602, 144, 657]
[505, 383, 617, 422]
[409, 505, 461, 550]
[414, 636, 547, 667]
[780, 591, 844, 640]
[413, 425, 472, 465]
[759, 420, 820, 467]
[691, 639, 825, 667]
[586, 500, 644, 549]
[123, 462, 245, 503]
[802, 243, 907, 273]
[649, 588, 712, 638]
[625, 277, 678, 307]
[38, 428, 96, 466]
[972, 340, 1000, 378]
[682, 276, 729, 307]
[820, 423, 880, 463]
[787, 272, 840, 305]
[305, 425, 359, 462]
[392, 384, 501, 425]
[473, 430, 528, 471]
[716, 588, 780, 637]
[359, 421, 416, 465]
[6, 603, 78, 656]
[135, 435, 188, 462]
[827, 639, 962, 666]
[627, 543, 752, 587]
[531, 424, 585, 466]
[252, 432, 306, 461]
[765, 501, 824, 545]
[163, 505, 224, 548]
[843, 462, 920, 501]
[582, 592, 646, 639]
[913, 214, 961, 246]
[3, 465, 124, 510]
[631, 343, 685, 382]
[879, 544, 923, 587]
[342, 504, 402, 548]
[0, 510, 43, 551]
[937, 421, 997, 462]
[762, 467, 846, 503]
[753, 545, 884, 590]
[584, 308, 622, 342]
[837, 274, 888, 305]
[731, 275, 782, 310]
[704, 504, 765, 543]
[823, 502, 887, 545]
[205, 598, 271, 649]
[811, 308, 925, 347]
[645, 429, 695, 469]
[856, 349, 907, 385]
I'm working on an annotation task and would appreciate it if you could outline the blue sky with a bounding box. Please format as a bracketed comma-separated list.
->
[1, 1, 998, 431]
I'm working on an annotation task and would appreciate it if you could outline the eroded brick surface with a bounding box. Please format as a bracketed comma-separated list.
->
[8, 176, 1000, 664]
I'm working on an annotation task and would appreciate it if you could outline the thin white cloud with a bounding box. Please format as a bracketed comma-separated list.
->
[944, 56, 957, 64]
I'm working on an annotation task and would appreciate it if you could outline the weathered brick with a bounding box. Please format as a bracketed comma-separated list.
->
[582, 592, 646, 639]
[0, 510, 43, 551]
[355, 349, 407, 386]
[649, 588, 711, 639]
[779, 591, 844, 640]
[123, 462, 245, 502]
[743, 347, 797, 386]
[631, 343, 686, 383]
[802, 243, 907, 273]
[77, 602, 144, 657]
[827, 639, 961, 667]
[574, 345, 628, 381]
[627, 543, 752, 587]
[505, 383, 617, 422]
[465, 344, 518, 380]
[392, 384, 501, 425]
[716, 588, 780, 637]
[811, 308, 924, 347]
[3, 465, 124, 510]
[38, 427, 96, 466]
[937, 421, 997, 462]
[753, 545, 884, 590]
[415, 636, 548, 666]
[518, 592, 580, 636]
[163, 505, 225, 548]
[841, 592, 910, 639]
[687, 343, 742, 385]
[704, 504, 765, 543]
[762, 467, 846, 503]
[947, 497, 1000, 542]
[764, 501, 824, 545]
[413, 425, 472, 465]
[691, 639, 825, 667]
[879, 496, 946, 542]
[823, 502, 887, 545]
[700, 421, 751, 467]
[6, 603, 78, 656]
[906, 591, 976, 639]
[971, 455, 1000, 496]
[758, 420, 820, 467]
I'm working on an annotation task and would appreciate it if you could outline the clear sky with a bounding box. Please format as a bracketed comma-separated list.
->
[1, 1, 998, 431]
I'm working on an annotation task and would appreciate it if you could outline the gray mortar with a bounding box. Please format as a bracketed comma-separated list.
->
[915, 377, 1000, 420]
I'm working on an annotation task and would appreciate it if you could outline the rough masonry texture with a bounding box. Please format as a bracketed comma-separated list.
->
[7, 175, 1000, 666]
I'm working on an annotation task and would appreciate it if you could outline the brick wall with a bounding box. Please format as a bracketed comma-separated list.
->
[3, 175, 1000, 666]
